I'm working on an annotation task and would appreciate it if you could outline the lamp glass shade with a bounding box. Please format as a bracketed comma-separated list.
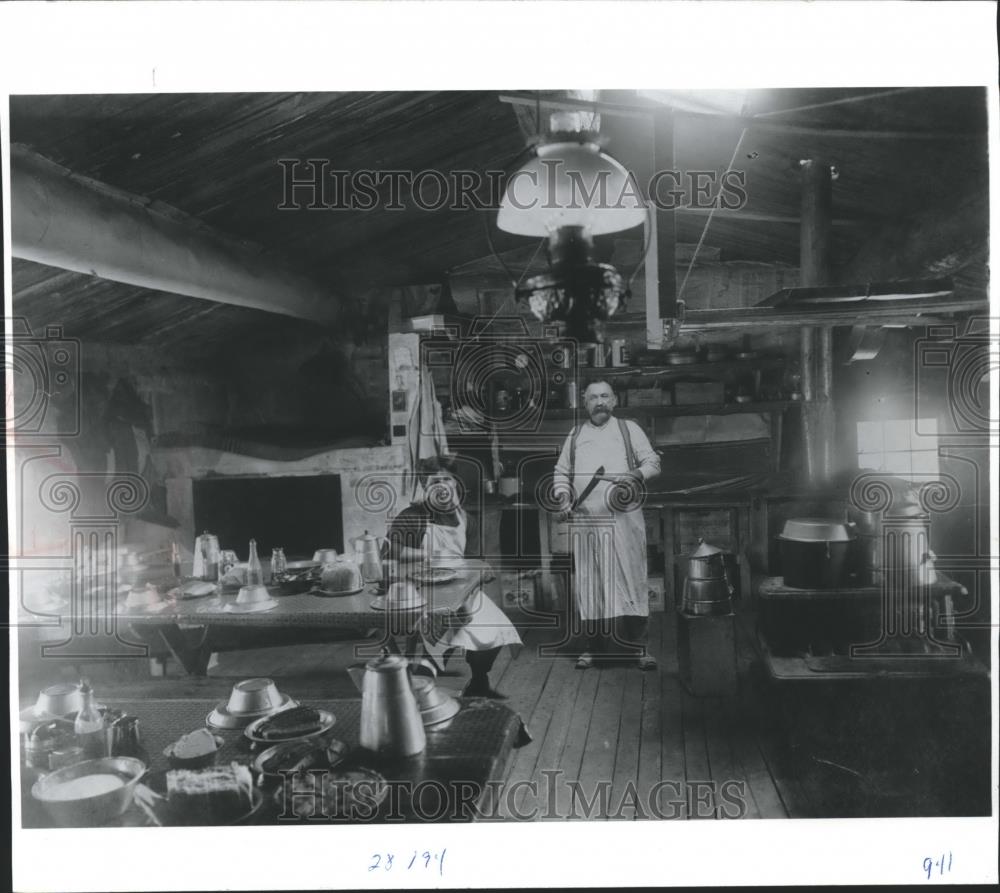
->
[497, 142, 646, 236]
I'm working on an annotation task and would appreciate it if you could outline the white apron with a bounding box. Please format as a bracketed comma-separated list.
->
[566, 423, 649, 621]
[423, 513, 522, 654]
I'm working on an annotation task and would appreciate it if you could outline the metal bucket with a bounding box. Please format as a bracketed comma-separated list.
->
[681, 576, 734, 616]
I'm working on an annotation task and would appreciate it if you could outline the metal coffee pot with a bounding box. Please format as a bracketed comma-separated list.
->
[687, 538, 733, 581]
[351, 530, 386, 584]
[193, 532, 221, 582]
[682, 538, 737, 615]
[347, 654, 426, 757]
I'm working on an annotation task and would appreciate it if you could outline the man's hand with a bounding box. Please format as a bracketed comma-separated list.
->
[552, 486, 573, 522]
[609, 470, 643, 486]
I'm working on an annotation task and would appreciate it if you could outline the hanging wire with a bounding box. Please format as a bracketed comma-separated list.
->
[626, 201, 656, 292]
[482, 209, 519, 290]
[676, 125, 749, 302]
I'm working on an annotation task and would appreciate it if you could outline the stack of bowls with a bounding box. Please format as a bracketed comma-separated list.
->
[370, 581, 424, 612]
[225, 584, 278, 613]
[122, 583, 164, 611]
[207, 678, 298, 730]
[20, 683, 84, 726]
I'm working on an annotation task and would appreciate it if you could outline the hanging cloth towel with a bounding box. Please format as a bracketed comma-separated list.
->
[406, 361, 450, 497]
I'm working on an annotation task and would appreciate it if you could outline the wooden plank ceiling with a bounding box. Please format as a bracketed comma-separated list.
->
[9, 88, 989, 350]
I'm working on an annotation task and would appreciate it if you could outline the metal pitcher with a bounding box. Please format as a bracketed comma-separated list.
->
[347, 654, 426, 757]
[687, 538, 732, 582]
[351, 531, 386, 584]
[193, 532, 221, 582]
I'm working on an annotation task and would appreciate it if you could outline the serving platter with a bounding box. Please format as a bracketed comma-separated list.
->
[244, 708, 336, 744]
[411, 567, 459, 585]
[252, 736, 349, 781]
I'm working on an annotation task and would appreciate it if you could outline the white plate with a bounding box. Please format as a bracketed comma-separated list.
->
[244, 708, 336, 744]
[411, 567, 459, 584]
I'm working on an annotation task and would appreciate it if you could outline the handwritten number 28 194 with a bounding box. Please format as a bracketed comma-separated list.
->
[369, 849, 447, 876]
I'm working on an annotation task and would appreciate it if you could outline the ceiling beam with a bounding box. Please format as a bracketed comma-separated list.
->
[10, 145, 340, 325]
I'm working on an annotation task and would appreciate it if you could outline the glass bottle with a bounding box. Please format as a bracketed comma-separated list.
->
[270, 547, 287, 581]
[171, 541, 182, 581]
[74, 678, 107, 759]
[246, 539, 264, 587]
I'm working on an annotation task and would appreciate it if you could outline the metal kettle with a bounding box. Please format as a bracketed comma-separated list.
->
[347, 654, 426, 757]
[351, 530, 386, 584]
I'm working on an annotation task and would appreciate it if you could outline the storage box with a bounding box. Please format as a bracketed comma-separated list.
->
[673, 380, 725, 405]
[627, 387, 664, 406]
[646, 575, 665, 613]
[499, 570, 537, 612]
[676, 611, 738, 696]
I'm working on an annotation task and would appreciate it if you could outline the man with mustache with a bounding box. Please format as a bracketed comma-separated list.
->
[553, 380, 661, 669]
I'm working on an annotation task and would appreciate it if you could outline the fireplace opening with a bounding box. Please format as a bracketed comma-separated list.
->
[192, 473, 343, 559]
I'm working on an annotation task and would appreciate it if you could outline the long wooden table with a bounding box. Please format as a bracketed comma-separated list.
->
[23, 561, 496, 675]
[20, 691, 529, 827]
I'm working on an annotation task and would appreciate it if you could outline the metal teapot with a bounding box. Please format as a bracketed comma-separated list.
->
[347, 654, 426, 757]
[351, 530, 386, 584]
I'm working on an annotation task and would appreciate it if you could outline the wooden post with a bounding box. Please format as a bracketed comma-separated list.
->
[799, 159, 834, 483]
[654, 111, 677, 321]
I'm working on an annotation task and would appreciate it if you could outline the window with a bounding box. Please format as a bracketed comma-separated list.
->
[857, 418, 939, 480]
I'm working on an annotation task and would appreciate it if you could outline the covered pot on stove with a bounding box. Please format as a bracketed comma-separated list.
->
[778, 518, 858, 589]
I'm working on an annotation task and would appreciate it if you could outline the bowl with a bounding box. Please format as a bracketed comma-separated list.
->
[313, 548, 339, 566]
[236, 584, 272, 606]
[31, 756, 146, 826]
[34, 683, 83, 719]
[226, 678, 287, 715]
[387, 581, 423, 610]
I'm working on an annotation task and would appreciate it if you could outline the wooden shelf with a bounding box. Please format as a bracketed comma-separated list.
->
[543, 401, 796, 419]
[578, 357, 784, 377]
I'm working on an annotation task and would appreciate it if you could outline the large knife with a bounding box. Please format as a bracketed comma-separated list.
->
[570, 465, 606, 512]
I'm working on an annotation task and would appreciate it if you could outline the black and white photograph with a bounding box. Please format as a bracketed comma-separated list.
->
[4, 2, 998, 890]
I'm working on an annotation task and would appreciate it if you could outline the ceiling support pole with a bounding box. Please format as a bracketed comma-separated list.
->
[799, 158, 835, 484]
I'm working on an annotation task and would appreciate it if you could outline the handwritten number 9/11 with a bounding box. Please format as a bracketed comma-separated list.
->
[369, 849, 447, 876]
[923, 852, 952, 880]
